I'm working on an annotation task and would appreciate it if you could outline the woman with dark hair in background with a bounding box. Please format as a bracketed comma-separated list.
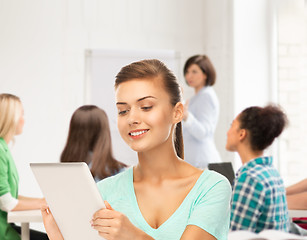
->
[182, 55, 221, 168]
[60, 105, 127, 181]
[42, 59, 231, 240]
[226, 104, 290, 233]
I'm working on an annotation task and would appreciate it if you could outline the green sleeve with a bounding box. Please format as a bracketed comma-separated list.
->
[0, 154, 10, 196]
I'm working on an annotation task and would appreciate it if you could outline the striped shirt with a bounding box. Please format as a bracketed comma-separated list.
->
[230, 156, 290, 233]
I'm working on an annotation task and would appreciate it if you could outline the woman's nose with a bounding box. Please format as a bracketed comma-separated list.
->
[127, 108, 140, 126]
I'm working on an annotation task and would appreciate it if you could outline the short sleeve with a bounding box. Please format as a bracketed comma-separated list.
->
[188, 178, 232, 240]
[0, 154, 10, 196]
[0, 192, 18, 212]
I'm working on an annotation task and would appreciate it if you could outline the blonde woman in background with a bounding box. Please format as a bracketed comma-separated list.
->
[0, 93, 48, 240]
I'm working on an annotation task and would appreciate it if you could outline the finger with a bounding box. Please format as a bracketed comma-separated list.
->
[41, 206, 50, 215]
[92, 208, 115, 220]
[92, 218, 113, 228]
[41, 201, 48, 209]
[93, 226, 111, 235]
[104, 200, 113, 210]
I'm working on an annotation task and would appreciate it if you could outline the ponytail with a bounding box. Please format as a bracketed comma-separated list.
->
[174, 122, 184, 159]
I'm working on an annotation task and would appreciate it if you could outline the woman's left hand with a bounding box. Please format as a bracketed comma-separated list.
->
[41, 206, 64, 240]
[92, 201, 152, 240]
[183, 100, 189, 121]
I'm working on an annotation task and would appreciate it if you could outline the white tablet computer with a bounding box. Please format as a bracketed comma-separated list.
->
[30, 162, 106, 240]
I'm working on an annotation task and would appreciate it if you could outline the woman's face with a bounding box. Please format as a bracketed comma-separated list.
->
[15, 104, 25, 136]
[115, 78, 177, 153]
[226, 115, 241, 152]
[185, 64, 207, 91]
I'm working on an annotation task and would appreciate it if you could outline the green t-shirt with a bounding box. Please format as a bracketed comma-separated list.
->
[0, 137, 20, 240]
[97, 167, 231, 240]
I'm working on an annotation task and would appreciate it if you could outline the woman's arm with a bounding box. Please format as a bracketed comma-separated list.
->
[287, 192, 307, 210]
[183, 92, 218, 140]
[286, 178, 307, 195]
[11, 195, 46, 211]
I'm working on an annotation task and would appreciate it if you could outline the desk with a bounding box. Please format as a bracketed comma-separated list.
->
[7, 210, 43, 240]
[289, 210, 307, 218]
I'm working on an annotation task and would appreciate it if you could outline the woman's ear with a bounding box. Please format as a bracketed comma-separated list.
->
[173, 102, 184, 123]
[239, 129, 247, 141]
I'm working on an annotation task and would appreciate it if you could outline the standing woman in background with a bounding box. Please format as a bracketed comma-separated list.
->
[182, 55, 221, 168]
[60, 105, 127, 181]
[0, 93, 48, 240]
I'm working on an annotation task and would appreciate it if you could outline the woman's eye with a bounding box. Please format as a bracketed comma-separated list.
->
[141, 106, 153, 111]
[118, 110, 128, 115]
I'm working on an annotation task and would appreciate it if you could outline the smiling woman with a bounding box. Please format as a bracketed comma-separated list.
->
[42, 59, 232, 240]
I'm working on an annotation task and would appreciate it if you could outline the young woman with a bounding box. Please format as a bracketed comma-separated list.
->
[60, 105, 127, 181]
[42, 59, 231, 240]
[182, 55, 221, 168]
[226, 105, 290, 233]
[0, 93, 48, 240]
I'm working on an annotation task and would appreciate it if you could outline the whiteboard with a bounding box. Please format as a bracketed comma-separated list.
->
[85, 49, 181, 166]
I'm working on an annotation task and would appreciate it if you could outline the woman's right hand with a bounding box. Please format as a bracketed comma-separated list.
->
[41, 206, 64, 240]
[183, 100, 189, 121]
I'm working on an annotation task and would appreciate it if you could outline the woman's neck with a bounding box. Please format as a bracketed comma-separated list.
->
[237, 146, 263, 165]
[135, 147, 181, 181]
[4, 135, 12, 144]
[194, 86, 204, 94]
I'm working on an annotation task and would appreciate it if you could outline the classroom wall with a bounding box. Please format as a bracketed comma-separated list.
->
[232, 0, 279, 168]
[0, 0, 233, 197]
[278, 0, 307, 185]
[0, 0, 277, 196]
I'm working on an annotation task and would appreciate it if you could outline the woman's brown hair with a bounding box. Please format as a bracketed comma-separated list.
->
[183, 55, 216, 86]
[238, 104, 288, 151]
[115, 59, 184, 159]
[60, 105, 127, 179]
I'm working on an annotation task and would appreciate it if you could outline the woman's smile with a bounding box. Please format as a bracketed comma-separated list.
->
[129, 129, 149, 139]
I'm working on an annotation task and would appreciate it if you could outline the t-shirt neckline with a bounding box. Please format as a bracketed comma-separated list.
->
[127, 168, 208, 232]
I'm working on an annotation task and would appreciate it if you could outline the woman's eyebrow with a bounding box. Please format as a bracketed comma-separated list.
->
[116, 102, 127, 105]
[137, 96, 157, 102]
[116, 96, 157, 105]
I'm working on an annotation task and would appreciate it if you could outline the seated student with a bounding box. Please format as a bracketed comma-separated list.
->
[286, 178, 307, 210]
[226, 104, 290, 233]
[60, 105, 127, 181]
[42, 59, 232, 240]
[0, 93, 48, 240]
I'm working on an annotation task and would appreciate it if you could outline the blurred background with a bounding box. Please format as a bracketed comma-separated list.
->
[1, 0, 306, 210]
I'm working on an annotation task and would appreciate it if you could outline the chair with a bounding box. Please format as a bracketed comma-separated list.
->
[208, 162, 235, 187]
